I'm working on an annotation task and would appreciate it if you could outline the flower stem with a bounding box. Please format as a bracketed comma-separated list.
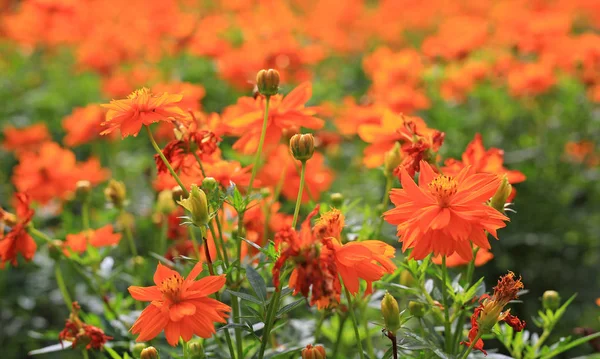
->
[231, 296, 244, 359]
[213, 213, 230, 267]
[291, 161, 307, 228]
[452, 246, 479, 353]
[344, 286, 366, 359]
[82, 349, 89, 359]
[146, 125, 189, 197]
[188, 226, 202, 262]
[119, 209, 138, 257]
[247, 96, 270, 193]
[458, 331, 482, 359]
[376, 175, 393, 236]
[55, 264, 72, 310]
[332, 314, 348, 358]
[362, 300, 375, 358]
[387, 332, 398, 359]
[257, 288, 282, 359]
[159, 219, 168, 254]
[441, 255, 452, 353]
[82, 200, 91, 231]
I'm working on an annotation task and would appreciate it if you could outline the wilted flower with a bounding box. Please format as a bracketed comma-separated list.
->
[0, 193, 36, 268]
[59, 302, 112, 350]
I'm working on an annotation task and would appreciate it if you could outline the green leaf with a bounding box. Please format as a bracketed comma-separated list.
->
[245, 265, 267, 303]
[28, 342, 72, 356]
[540, 332, 600, 359]
[276, 298, 306, 317]
[226, 290, 263, 305]
[104, 346, 124, 359]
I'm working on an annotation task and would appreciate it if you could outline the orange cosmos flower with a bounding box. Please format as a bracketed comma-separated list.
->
[224, 82, 323, 154]
[63, 225, 122, 255]
[443, 134, 526, 186]
[358, 111, 442, 168]
[59, 302, 112, 350]
[259, 144, 333, 202]
[507, 61, 556, 97]
[101, 88, 189, 138]
[0, 193, 36, 268]
[432, 247, 494, 268]
[12, 142, 109, 204]
[2, 123, 51, 153]
[384, 161, 509, 260]
[565, 140, 599, 167]
[62, 104, 107, 147]
[128, 261, 230, 346]
[461, 272, 526, 354]
[152, 82, 206, 112]
[334, 97, 385, 136]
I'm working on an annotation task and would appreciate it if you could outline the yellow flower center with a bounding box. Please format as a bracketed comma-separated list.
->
[428, 175, 458, 207]
[160, 274, 184, 302]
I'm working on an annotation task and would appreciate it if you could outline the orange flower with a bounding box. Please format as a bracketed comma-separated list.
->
[0, 193, 36, 268]
[129, 262, 230, 346]
[62, 105, 107, 147]
[224, 82, 323, 154]
[358, 111, 442, 168]
[507, 61, 556, 97]
[259, 144, 333, 203]
[384, 161, 509, 260]
[422, 16, 488, 60]
[63, 225, 122, 255]
[443, 134, 526, 186]
[101, 88, 189, 138]
[432, 247, 494, 268]
[565, 140, 599, 167]
[461, 272, 526, 354]
[203, 160, 253, 191]
[2, 124, 50, 153]
[12, 142, 109, 204]
[334, 97, 385, 136]
[152, 82, 206, 112]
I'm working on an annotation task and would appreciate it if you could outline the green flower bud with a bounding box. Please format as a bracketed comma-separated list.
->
[490, 175, 512, 213]
[330, 193, 344, 207]
[399, 270, 416, 287]
[290, 133, 315, 162]
[188, 341, 204, 359]
[384, 142, 402, 177]
[408, 301, 427, 318]
[381, 291, 401, 333]
[104, 179, 127, 209]
[75, 180, 92, 201]
[542, 290, 561, 310]
[177, 185, 210, 227]
[201, 177, 218, 193]
[156, 190, 176, 215]
[256, 69, 280, 97]
[132, 343, 146, 358]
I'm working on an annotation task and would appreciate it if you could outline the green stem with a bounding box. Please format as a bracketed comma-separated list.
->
[231, 296, 244, 359]
[120, 210, 138, 256]
[313, 311, 327, 343]
[452, 246, 479, 353]
[332, 314, 348, 358]
[82, 349, 89, 359]
[257, 288, 282, 359]
[55, 264, 72, 310]
[362, 300, 375, 358]
[207, 221, 224, 268]
[213, 213, 230, 267]
[146, 125, 189, 197]
[458, 331, 483, 359]
[291, 162, 306, 228]
[441, 256, 452, 353]
[247, 96, 270, 193]
[181, 338, 188, 358]
[159, 219, 168, 254]
[344, 286, 366, 359]
[188, 227, 202, 262]
[82, 200, 90, 231]
[376, 175, 393, 236]
[192, 151, 207, 178]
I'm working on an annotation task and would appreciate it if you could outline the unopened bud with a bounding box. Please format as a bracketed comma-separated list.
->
[133, 256, 145, 267]
[188, 341, 204, 359]
[172, 186, 184, 202]
[76, 180, 92, 201]
[399, 270, 416, 287]
[104, 179, 127, 209]
[408, 301, 427, 318]
[132, 343, 146, 358]
[156, 190, 176, 215]
[201, 177, 218, 193]
[381, 291, 401, 333]
[260, 187, 271, 199]
[301, 344, 326, 359]
[256, 69, 280, 97]
[542, 290, 561, 311]
[490, 175, 512, 213]
[384, 142, 402, 177]
[140, 346, 159, 359]
[330, 193, 343, 207]
[290, 133, 315, 162]
[177, 185, 209, 227]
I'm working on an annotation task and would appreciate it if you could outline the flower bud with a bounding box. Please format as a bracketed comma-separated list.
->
[381, 291, 401, 333]
[260, 187, 271, 199]
[140, 346, 159, 359]
[301, 344, 326, 359]
[330, 193, 343, 207]
[76, 180, 92, 201]
[490, 175, 512, 213]
[48, 239, 64, 261]
[104, 179, 127, 209]
[384, 142, 402, 177]
[256, 69, 280, 97]
[408, 300, 427, 318]
[399, 270, 416, 287]
[542, 290, 561, 311]
[156, 190, 176, 215]
[132, 343, 146, 358]
[188, 341, 204, 359]
[177, 184, 210, 227]
[201, 177, 218, 193]
[172, 186, 185, 202]
[1, 211, 17, 227]
[290, 133, 315, 162]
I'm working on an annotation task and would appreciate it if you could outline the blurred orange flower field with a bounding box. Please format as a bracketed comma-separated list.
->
[1, 1, 599, 358]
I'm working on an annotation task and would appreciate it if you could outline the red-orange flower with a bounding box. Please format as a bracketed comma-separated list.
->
[432, 247, 494, 268]
[2, 123, 50, 153]
[59, 302, 112, 350]
[225, 82, 323, 154]
[63, 225, 122, 255]
[0, 193, 36, 268]
[128, 261, 230, 346]
[384, 161, 509, 260]
[101, 88, 189, 138]
[62, 105, 107, 147]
